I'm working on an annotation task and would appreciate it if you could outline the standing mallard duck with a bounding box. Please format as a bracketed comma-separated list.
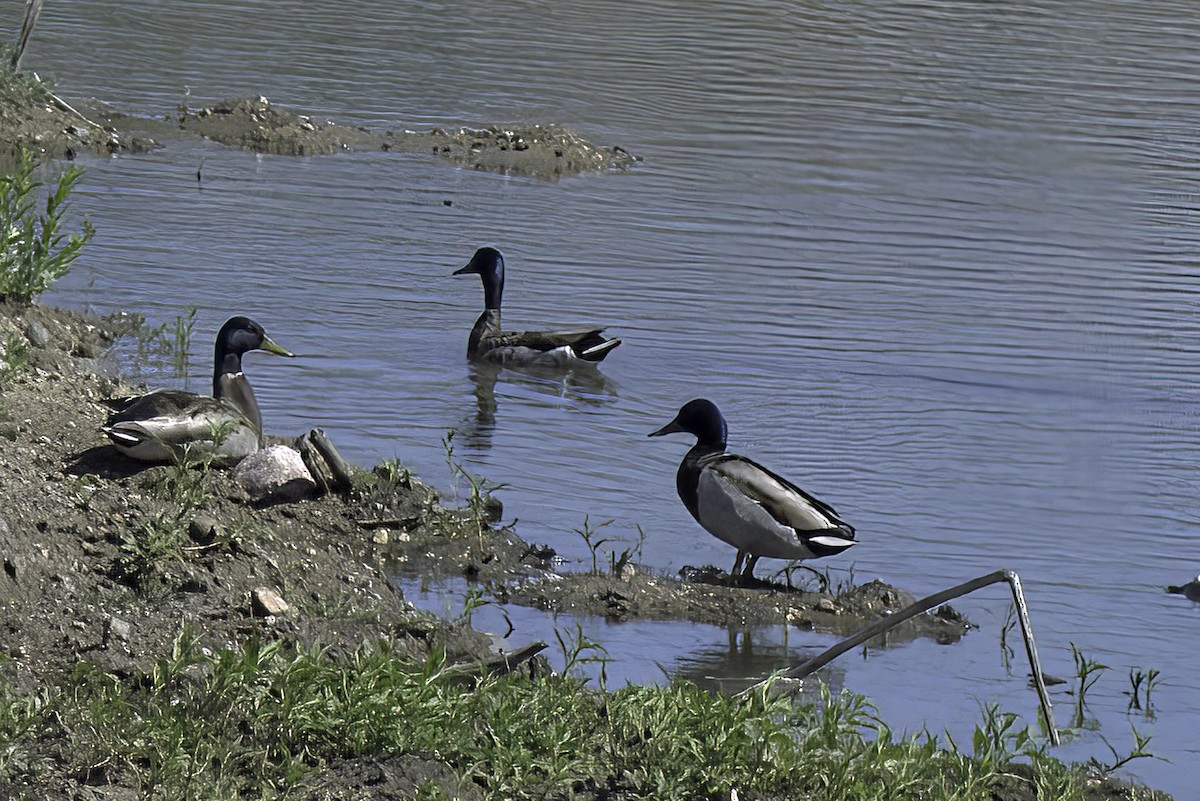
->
[649, 399, 857, 584]
[452, 247, 621, 366]
[102, 316, 294, 464]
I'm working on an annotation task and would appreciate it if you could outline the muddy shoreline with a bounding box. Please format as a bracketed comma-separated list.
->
[0, 301, 1167, 800]
[0, 302, 971, 666]
[0, 301, 984, 796]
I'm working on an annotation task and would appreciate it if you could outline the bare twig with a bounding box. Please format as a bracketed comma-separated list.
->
[741, 569, 1058, 746]
[11, 0, 43, 70]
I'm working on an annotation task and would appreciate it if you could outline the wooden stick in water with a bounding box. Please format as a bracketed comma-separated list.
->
[741, 569, 1059, 746]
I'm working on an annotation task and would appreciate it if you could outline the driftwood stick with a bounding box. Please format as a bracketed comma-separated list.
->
[742, 569, 1058, 746]
[1007, 571, 1057, 744]
[444, 641, 548, 685]
[11, 0, 43, 69]
[296, 432, 332, 493]
[310, 427, 354, 491]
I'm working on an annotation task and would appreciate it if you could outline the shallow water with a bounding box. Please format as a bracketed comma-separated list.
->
[19, 0, 1200, 793]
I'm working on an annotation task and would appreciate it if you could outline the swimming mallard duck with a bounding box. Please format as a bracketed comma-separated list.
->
[102, 316, 294, 464]
[1166, 575, 1200, 602]
[452, 247, 621, 366]
[649, 398, 857, 584]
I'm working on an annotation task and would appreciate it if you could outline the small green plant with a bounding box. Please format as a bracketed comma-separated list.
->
[0, 148, 94, 303]
[1069, 643, 1109, 726]
[608, 524, 647, 576]
[970, 702, 1046, 773]
[375, 456, 411, 491]
[1087, 725, 1156, 776]
[573, 515, 617, 575]
[0, 331, 29, 386]
[129, 306, 197, 381]
[554, 622, 609, 687]
[1125, 667, 1161, 715]
[158, 444, 216, 509]
[441, 432, 505, 548]
[117, 511, 187, 589]
[166, 306, 197, 379]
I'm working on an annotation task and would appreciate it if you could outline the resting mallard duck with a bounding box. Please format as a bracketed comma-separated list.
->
[452, 247, 621, 366]
[102, 316, 294, 464]
[649, 398, 857, 584]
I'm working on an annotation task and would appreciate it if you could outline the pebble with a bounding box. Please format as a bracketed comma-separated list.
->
[106, 616, 132, 643]
[251, 587, 290, 617]
[24, 320, 51, 348]
[188, 514, 220, 545]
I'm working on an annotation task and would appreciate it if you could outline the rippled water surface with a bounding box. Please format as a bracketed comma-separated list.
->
[16, 0, 1200, 793]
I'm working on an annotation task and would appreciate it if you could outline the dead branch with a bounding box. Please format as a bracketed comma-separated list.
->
[741, 569, 1058, 746]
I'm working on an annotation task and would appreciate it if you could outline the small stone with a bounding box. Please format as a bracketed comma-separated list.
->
[816, 597, 837, 613]
[188, 514, 220, 545]
[233, 445, 318, 504]
[251, 587, 289, 617]
[372, 529, 389, 545]
[24, 320, 51, 348]
[107, 616, 132, 643]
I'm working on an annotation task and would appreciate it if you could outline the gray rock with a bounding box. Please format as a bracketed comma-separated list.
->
[251, 586, 290, 617]
[106, 616, 132, 643]
[232, 445, 317, 504]
[188, 514, 220, 545]
[24, 320, 51, 348]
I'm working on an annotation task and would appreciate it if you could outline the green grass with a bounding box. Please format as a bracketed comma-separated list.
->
[0, 632, 1163, 801]
[1, 147, 94, 303]
[0, 331, 29, 388]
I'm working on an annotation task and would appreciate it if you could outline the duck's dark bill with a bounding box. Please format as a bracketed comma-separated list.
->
[260, 336, 295, 358]
[648, 419, 685, 437]
[452, 263, 478, 276]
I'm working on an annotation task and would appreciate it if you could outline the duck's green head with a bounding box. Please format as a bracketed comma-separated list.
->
[649, 398, 728, 448]
[453, 246, 505, 310]
[217, 316, 294, 360]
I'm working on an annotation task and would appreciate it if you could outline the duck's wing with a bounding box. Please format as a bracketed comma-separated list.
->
[103, 389, 215, 421]
[103, 391, 257, 463]
[482, 327, 622, 363]
[703, 453, 854, 536]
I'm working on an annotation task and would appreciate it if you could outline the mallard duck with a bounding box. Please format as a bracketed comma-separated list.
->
[102, 316, 294, 464]
[452, 247, 621, 366]
[1166, 575, 1200, 602]
[649, 398, 857, 584]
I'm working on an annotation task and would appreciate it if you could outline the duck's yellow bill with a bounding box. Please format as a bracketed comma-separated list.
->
[260, 336, 295, 358]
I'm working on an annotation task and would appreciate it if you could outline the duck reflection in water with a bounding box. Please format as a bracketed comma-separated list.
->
[449, 360, 619, 451]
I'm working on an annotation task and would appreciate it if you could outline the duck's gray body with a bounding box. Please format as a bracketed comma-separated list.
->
[651, 398, 856, 583]
[102, 390, 259, 464]
[102, 316, 293, 465]
[454, 247, 621, 366]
